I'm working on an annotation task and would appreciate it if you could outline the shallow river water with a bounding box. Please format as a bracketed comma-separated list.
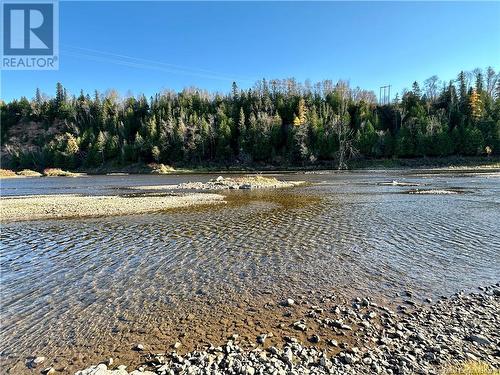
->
[1, 170, 499, 373]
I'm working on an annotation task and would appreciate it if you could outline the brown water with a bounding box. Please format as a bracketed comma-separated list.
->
[1, 170, 499, 373]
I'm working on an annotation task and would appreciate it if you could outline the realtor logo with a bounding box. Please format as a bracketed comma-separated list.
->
[1, 0, 58, 70]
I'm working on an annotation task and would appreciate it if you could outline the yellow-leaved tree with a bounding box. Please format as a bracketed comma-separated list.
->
[469, 89, 483, 121]
[293, 98, 307, 126]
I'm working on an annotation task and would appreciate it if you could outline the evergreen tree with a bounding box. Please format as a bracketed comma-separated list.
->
[1, 68, 499, 171]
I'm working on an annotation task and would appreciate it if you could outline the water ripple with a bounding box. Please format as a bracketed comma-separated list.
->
[1, 172, 499, 363]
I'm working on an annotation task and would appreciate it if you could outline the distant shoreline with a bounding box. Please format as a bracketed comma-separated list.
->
[1, 156, 499, 179]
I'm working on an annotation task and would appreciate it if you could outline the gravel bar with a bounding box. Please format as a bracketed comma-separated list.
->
[0, 193, 225, 222]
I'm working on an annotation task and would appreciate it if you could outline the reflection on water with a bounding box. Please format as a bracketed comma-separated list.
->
[1, 171, 499, 368]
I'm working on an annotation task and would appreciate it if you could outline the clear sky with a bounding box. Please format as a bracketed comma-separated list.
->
[1, 1, 499, 102]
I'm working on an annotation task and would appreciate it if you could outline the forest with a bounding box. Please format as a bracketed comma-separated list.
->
[1, 67, 499, 170]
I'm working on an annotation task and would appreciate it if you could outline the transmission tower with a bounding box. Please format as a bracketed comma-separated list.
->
[379, 85, 391, 105]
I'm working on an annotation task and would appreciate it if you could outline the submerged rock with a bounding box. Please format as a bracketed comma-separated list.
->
[309, 334, 321, 343]
[468, 334, 491, 346]
[33, 356, 46, 365]
[74, 286, 500, 375]
[407, 189, 462, 195]
[378, 180, 421, 187]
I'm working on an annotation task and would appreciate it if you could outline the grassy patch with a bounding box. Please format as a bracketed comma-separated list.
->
[443, 361, 500, 375]
[149, 163, 176, 174]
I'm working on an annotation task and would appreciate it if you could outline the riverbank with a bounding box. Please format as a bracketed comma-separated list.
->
[69, 285, 500, 375]
[2, 157, 499, 179]
[349, 156, 500, 171]
[0, 193, 225, 221]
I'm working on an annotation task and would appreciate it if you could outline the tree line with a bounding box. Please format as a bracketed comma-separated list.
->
[1, 67, 499, 170]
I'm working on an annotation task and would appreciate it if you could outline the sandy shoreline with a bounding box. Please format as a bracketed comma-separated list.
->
[0, 193, 225, 222]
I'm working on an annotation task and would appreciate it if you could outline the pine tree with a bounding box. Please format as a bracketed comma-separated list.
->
[231, 82, 239, 100]
[412, 81, 422, 99]
[475, 72, 484, 93]
[55, 82, 64, 107]
[35, 88, 42, 105]
[457, 71, 468, 108]
[236, 107, 246, 152]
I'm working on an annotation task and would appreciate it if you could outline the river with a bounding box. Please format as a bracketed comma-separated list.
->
[1, 169, 499, 373]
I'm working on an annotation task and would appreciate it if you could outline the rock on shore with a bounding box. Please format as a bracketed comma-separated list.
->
[74, 285, 500, 375]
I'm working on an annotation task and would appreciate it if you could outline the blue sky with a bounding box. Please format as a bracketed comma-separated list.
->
[1, 1, 499, 102]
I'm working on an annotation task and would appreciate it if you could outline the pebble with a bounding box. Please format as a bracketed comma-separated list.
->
[327, 339, 339, 347]
[309, 334, 320, 343]
[33, 357, 46, 365]
[74, 285, 500, 375]
[344, 353, 355, 364]
[466, 352, 479, 361]
[468, 334, 491, 346]
[293, 321, 307, 331]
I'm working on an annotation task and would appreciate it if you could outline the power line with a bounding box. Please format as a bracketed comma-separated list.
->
[61, 44, 256, 83]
